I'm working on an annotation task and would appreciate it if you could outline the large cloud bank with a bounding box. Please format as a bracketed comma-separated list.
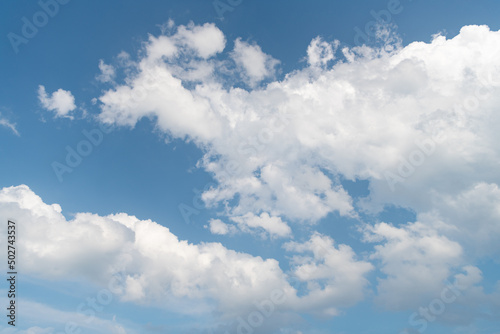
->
[21, 21, 500, 331]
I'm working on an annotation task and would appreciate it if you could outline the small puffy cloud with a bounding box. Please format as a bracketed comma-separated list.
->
[207, 218, 236, 235]
[146, 35, 178, 61]
[306, 37, 338, 67]
[96, 59, 116, 83]
[208, 213, 291, 239]
[145, 21, 225, 62]
[38, 85, 76, 117]
[230, 212, 291, 238]
[176, 22, 226, 59]
[231, 38, 279, 85]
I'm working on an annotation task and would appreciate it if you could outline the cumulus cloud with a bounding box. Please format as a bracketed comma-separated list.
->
[231, 38, 279, 86]
[363, 221, 463, 309]
[419, 182, 500, 257]
[38, 85, 76, 117]
[79, 23, 500, 326]
[176, 22, 226, 59]
[230, 212, 291, 238]
[306, 37, 338, 67]
[284, 232, 373, 316]
[208, 213, 291, 239]
[0, 185, 373, 323]
[19, 20, 500, 331]
[145, 21, 225, 62]
[93, 23, 500, 243]
[96, 59, 116, 83]
[207, 218, 236, 235]
[357, 218, 500, 331]
[360, 182, 500, 322]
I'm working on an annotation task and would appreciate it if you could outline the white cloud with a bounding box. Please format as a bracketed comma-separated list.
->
[176, 22, 226, 59]
[358, 179, 500, 324]
[419, 182, 500, 257]
[145, 21, 225, 62]
[23, 22, 500, 329]
[284, 232, 373, 316]
[38, 85, 76, 117]
[87, 24, 500, 325]
[306, 37, 338, 67]
[96, 59, 116, 83]
[208, 213, 291, 239]
[231, 38, 279, 86]
[363, 221, 463, 309]
[94, 24, 500, 238]
[207, 218, 236, 235]
[147, 35, 178, 61]
[230, 212, 291, 238]
[0, 299, 134, 334]
[0, 114, 19, 136]
[0, 185, 372, 321]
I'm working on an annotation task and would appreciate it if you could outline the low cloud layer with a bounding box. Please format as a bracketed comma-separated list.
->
[0, 185, 374, 327]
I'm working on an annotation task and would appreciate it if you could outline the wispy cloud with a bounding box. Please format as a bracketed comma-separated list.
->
[0, 112, 19, 136]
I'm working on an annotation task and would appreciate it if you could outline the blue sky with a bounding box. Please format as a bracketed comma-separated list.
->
[1, 1, 500, 333]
